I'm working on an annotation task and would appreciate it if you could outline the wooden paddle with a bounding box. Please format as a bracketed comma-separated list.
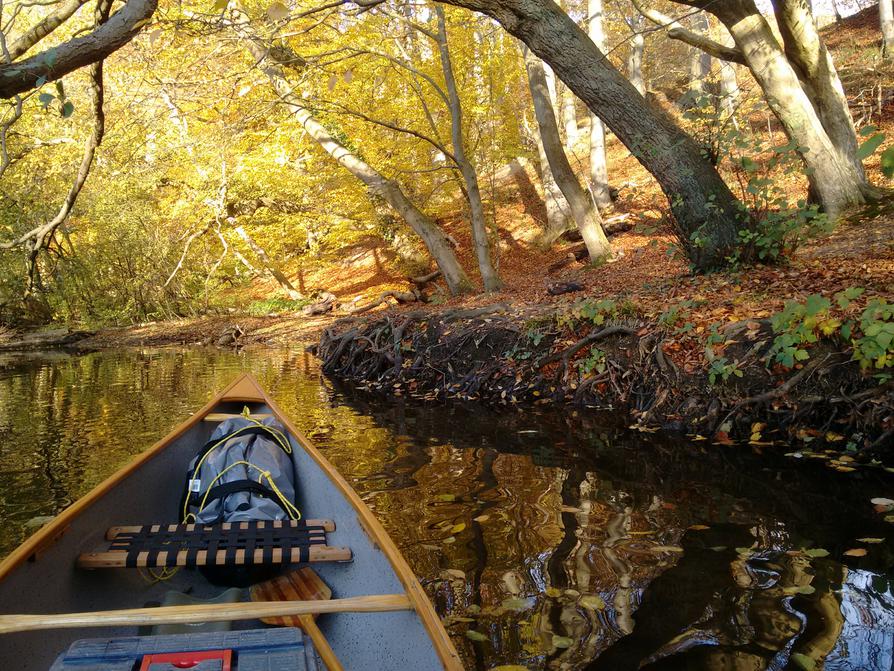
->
[0, 594, 411, 635]
[251, 568, 343, 671]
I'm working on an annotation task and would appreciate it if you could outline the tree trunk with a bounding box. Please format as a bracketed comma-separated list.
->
[588, 0, 612, 209]
[772, 0, 865, 178]
[626, 16, 646, 95]
[435, 6, 503, 292]
[440, 0, 742, 268]
[243, 40, 473, 295]
[233, 225, 303, 300]
[687, 12, 712, 99]
[534, 125, 574, 238]
[718, 29, 739, 122]
[559, 85, 580, 146]
[523, 47, 611, 259]
[882, 0, 894, 57]
[691, 0, 870, 215]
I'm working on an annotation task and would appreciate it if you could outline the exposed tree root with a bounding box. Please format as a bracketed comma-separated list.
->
[316, 306, 894, 460]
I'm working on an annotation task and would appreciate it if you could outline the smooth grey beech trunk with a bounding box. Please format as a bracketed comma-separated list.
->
[523, 47, 611, 259]
[674, 0, 872, 214]
[534, 125, 574, 238]
[434, 6, 503, 291]
[687, 12, 712, 98]
[881, 0, 894, 57]
[626, 16, 646, 96]
[243, 41, 473, 295]
[439, 0, 742, 268]
[588, 0, 612, 208]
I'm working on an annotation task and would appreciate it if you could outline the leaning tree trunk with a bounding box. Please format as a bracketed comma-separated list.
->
[588, 0, 612, 209]
[439, 0, 742, 268]
[435, 6, 502, 291]
[523, 47, 611, 259]
[772, 0, 865, 179]
[234, 225, 303, 300]
[692, 0, 871, 214]
[242, 39, 473, 295]
[881, 0, 894, 57]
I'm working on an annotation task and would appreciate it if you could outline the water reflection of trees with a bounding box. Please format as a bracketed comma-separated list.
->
[2, 351, 894, 670]
[329, 384, 894, 670]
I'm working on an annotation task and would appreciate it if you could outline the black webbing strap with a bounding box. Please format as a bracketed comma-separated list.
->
[111, 520, 328, 568]
[196, 480, 292, 523]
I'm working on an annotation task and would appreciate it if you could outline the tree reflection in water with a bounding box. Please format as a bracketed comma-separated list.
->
[0, 347, 892, 670]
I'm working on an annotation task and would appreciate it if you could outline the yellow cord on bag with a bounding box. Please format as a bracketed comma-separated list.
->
[181, 418, 294, 523]
[151, 419, 299, 585]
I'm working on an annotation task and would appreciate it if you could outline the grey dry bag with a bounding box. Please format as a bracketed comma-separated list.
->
[181, 416, 299, 525]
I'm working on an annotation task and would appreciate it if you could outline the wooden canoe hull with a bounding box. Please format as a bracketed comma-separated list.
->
[0, 373, 463, 670]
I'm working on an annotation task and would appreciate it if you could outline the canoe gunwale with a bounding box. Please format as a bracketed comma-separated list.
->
[0, 373, 463, 670]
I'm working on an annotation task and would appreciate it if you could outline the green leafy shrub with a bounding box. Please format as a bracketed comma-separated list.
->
[851, 299, 894, 369]
[246, 297, 309, 316]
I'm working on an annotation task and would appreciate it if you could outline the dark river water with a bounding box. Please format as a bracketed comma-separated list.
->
[1, 346, 893, 670]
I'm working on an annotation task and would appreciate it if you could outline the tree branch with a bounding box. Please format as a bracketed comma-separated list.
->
[7, 0, 90, 61]
[0, 0, 157, 99]
[631, 0, 745, 64]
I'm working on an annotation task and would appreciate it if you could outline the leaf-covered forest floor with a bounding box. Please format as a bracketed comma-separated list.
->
[55, 6, 890, 353]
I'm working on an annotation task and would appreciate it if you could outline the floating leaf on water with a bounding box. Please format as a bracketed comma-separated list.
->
[545, 587, 562, 598]
[844, 548, 868, 557]
[451, 522, 466, 534]
[783, 585, 816, 596]
[710, 546, 728, 552]
[579, 594, 606, 610]
[856, 537, 885, 543]
[474, 514, 490, 523]
[735, 547, 754, 556]
[564, 589, 580, 598]
[790, 652, 817, 670]
[421, 544, 440, 551]
[501, 597, 528, 611]
[804, 548, 829, 558]
[434, 494, 456, 502]
[552, 635, 574, 649]
[465, 630, 488, 642]
[870, 497, 894, 507]
[651, 545, 684, 553]
[442, 536, 456, 544]
[688, 524, 710, 531]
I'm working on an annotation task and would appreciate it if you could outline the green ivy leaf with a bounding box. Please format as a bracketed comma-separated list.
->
[857, 133, 885, 160]
[38, 92, 54, 109]
[881, 146, 894, 179]
[61, 101, 74, 118]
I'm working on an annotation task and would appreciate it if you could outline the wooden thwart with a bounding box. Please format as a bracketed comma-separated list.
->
[78, 518, 348, 569]
[78, 544, 351, 569]
[202, 413, 273, 422]
[105, 519, 336, 540]
[0, 594, 414, 635]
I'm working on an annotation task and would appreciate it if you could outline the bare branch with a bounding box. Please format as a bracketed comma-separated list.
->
[631, 0, 745, 64]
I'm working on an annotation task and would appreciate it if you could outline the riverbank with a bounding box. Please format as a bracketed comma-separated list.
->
[316, 293, 894, 464]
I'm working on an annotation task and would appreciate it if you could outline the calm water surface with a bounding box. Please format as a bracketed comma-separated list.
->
[1, 347, 893, 670]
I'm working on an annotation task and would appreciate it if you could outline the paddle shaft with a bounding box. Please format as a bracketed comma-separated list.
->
[0, 594, 412, 634]
[299, 613, 344, 671]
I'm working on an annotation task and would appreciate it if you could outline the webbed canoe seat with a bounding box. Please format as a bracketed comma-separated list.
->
[77, 519, 351, 569]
